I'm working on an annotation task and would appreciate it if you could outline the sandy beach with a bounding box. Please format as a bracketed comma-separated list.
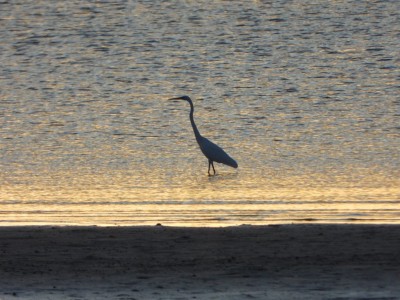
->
[0, 224, 399, 299]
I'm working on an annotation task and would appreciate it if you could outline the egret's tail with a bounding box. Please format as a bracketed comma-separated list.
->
[224, 156, 238, 169]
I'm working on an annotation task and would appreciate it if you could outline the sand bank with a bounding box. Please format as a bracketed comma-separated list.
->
[0, 224, 399, 299]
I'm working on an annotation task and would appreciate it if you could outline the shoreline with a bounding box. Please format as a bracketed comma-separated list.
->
[1, 224, 399, 299]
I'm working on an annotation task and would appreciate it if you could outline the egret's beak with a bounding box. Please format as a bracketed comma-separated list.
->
[168, 97, 182, 101]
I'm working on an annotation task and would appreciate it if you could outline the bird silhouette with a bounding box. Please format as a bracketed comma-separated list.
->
[169, 96, 238, 176]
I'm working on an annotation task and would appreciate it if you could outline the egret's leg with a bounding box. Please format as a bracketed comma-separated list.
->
[211, 161, 216, 175]
[208, 160, 211, 176]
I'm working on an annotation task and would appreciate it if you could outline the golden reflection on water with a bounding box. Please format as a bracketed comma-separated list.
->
[1, 1, 399, 226]
[1, 169, 399, 226]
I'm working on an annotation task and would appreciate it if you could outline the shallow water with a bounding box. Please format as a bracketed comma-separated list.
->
[1, 1, 399, 226]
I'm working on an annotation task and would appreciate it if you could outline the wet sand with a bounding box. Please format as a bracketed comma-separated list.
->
[0, 224, 399, 299]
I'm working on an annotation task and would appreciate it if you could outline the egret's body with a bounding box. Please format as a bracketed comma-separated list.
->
[169, 96, 238, 175]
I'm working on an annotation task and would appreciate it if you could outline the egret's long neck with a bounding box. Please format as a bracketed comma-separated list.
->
[188, 100, 201, 140]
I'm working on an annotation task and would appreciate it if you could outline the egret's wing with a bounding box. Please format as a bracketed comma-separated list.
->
[198, 137, 238, 168]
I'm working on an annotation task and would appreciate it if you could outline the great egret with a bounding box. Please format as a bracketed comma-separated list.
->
[169, 96, 238, 175]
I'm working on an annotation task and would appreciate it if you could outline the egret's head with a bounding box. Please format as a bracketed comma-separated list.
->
[168, 95, 192, 102]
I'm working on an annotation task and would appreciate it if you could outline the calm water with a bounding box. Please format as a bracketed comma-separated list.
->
[1, 1, 399, 226]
